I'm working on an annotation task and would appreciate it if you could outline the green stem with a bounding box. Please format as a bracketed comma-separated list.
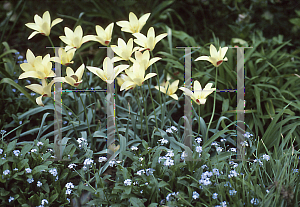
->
[205, 67, 218, 141]
[147, 80, 158, 129]
[78, 94, 93, 150]
[50, 96, 79, 139]
[150, 51, 163, 118]
[47, 36, 55, 54]
[142, 83, 150, 143]
[135, 87, 144, 139]
[196, 105, 201, 138]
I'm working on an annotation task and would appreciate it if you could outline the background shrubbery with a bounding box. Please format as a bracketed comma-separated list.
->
[1, 0, 300, 206]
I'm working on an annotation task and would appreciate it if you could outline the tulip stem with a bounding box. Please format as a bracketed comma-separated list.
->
[135, 87, 144, 139]
[196, 105, 201, 138]
[78, 93, 93, 150]
[206, 67, 218, 141]
[47, 36, 55, 54]
[150, 51, 163, 117]
[147, 81, 158, 129]
[142, 84, 150, 142]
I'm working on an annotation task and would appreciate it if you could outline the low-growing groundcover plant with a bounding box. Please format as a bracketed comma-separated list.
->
[1, 2, 300, 207]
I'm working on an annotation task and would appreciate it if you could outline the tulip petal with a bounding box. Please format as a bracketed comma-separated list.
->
[170, 94, 178, 100]
[26, 84, 44, 95]
[220, 47, 228, 59]
[28, 31, 39, 39]
[179, 87, 194, 98]
[25, 23, 40, 31]
[155, 33, 168, 44]
[51, 18, 63, 27]
[36, 96, 44, 107]
[66, 67, 75, 77]
[74, 26, 83, 39]
[210, 44, 218, 58]
[42, 11, 51, 27]
[195, 56, 209, 61]
[75, 64, 85, 81]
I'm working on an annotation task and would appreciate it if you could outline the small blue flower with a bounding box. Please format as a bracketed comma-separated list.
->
[192, 191, 199, 199]
[8, 196, 14, 203]
[212, 193, 218, 199]
[14, 79, 18, 83]
[25, 168, 32, 173]
[41, 199, 48, 205]
[229, 189, 237, 195]
[124, 179, 132, 186]
[3, 169, 10, 175]
[27, 178, 34, 183]
[37, 181, 42, 187]
[19, 121, 22, 124]
[251, 198, 259, 205]
[12, 89, 16, 92]
[20, 93, 24, 96]
[13, 150, 20, 156]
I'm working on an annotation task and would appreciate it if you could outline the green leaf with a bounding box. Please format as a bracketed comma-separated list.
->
[130, 197, 145, 207]
[32, 165, 49, 175]
[289, 18, 300, 26]
[0, 78, 36, 105]
[6, 140, 17, 153]
[49, 193, 59, 204]
[36, 112, 51, 140]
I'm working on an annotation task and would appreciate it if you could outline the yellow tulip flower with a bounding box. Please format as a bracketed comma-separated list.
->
[91, 23, 114, 46]
[25, 79, 55, 107]
[155, 80, 179, 100]
[111, 38, 139, 62]
[132, 27, 167, 51]
[19, 49, 37, 72]
[120, 62, 156, 91]
[116, 12, 150, 34]
[25, 11, 63, 39]
[116, 73, 135, 91]
[50, 47, 76, 66]
[130, 50, 161, 70]
[179, 81, 216, 105]
[59, 25, 94, 49]
[195, 44, 228, 67]
[87, 57, 129, 84]
[54, 64, 85, 87]
[19, 53, 55, 80]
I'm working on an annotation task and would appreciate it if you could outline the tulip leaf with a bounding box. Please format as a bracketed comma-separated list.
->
[0, 78, 36, 105]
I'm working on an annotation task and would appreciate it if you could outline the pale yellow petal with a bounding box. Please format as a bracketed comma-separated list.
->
[66, 67, 75, 77]
[51, 18, 63, 27]
[210, 44, 218, 58]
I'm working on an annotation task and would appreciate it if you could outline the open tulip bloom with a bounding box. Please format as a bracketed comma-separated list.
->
[25, 11, 63, 39]
[155, 80, 179, 100]
[195, 44, 228, 67]
[130, 50, 161, 71]
[92, 23, 114, 46]
[179, 81, 216, 105]
[54, 64, 85, 87]
[19, 51, 55, 80]
[87, 57, 129, 84]
[59, 25, 94, 49]
[25, 79, 55, 107]
[116, 12, 151, 34]
[50, 47, 76, 66]
[120, 62, 157, 91]
[132, 27, 168, 51]
[111, 38, 139, 62]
